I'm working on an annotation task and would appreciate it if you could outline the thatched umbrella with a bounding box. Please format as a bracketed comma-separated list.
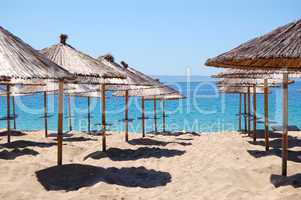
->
[218, 85, 265, 136]
[99, 55, 167, 142]
[218, 83, 259, 136]
[217, 74, 294, 147]
[41, 36, 127, 153]
[217, 78, 294, 87]
[144, 92, 185, 133]
[41, 36, 125, 83]
[63, 84, 101, 133]
[113, 84, 179, 137]
[0, 26, 73, 155]
[216, 72, 295, 152]
[213, 69, 301, 79]
[0, 83, 76, 137]
[65, 85, 102, 134]
[206, 19, 301, 176]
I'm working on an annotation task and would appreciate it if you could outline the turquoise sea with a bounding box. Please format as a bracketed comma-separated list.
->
[1, 76, 301, 134]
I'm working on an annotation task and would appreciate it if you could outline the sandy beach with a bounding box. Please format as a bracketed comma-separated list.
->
[0, 130, 300, 200]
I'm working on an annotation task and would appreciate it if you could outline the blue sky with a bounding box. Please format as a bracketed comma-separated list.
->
[1, 0, 300, 76]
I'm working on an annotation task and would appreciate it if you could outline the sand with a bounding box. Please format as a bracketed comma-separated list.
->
[0, 130, 301, 200]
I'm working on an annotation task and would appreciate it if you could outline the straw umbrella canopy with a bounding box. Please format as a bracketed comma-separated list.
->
[216, 78, 294, 87]
[212, 69, 301, 79]
[113, 84, 181, 137]
[40, 36, 126, 84]
[0, 26, 73, 151]
[206, 19, 301, 176]
[219, 86, 265, 138]
[98, 55, 162, 90]
[144, 92, 185, 133]
[0, 82, 76, 96]
[205, 19, 301, 70]
[218, 86, 264, 94]
[217, 79, 264, 137]
[144, 93, 186, 100]
[98, 55, 169, 141]
[0, 83, 77, 138]
[216, 72, 296, 152]
[65, 84, 103, 133]
[41, 36, 128, 153]
[0, 27, 72, 82]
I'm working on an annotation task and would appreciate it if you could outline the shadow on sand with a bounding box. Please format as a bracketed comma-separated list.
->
[0, 130, 26, 137]
[1, 140, 56, 149]
[84, 147, 185, 161]
[243, 129, 282, 139]
[248, 149, 301, 163]
[128, 138, 191, 147]
[0, 148, 39, 160]
[176, 138, 194, 141]
[248, 136, 301, 149]
[54, 137, 97, 143]
[148, 131, 200, 137]
[270, 174, 301, 188]
[47, 133, 73, 138]
[36, 164, 171, 191]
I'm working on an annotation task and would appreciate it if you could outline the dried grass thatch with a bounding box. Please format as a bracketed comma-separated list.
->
[144, 92, 185, 100]
[112, 86, 175, 97]
[112, 82, 180, 97]
[212, 69, 301, 79]
[0, 82, 75, 96]
[216, 78, 294, 87]
[0, 27, 72, 81]
[218, 86, 265, 94]
[40, 35, 126, 84]
[64, 84, 101, 97]
[206, 19, 301, 70]
[98, 55, 163, 90]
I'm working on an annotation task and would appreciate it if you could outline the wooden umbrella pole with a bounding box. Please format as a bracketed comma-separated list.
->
[162, 100, 166, 133]
[101, 84, 106, 152]
[12, 96, 16, 130]
[44, 91, 48, 137]
[57, 79, 64, 166]
[125, 90, 129, 142]
[141, 96, 145, 137]
[6, 84, 11, 143]
[87, 96, 91, 133]
[282, 72, 288, 176]
[247, 86, 251, 136]
[239, 93, 242, 131]
[154, 96, 157, 133]
[68, 95, 72, 132]
[264, 79, 269, 151]
[253, 85, 257, 142]
[244, 93, 247, 133]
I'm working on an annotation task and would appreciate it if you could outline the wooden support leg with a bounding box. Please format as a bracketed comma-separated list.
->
[264, 79, 269, 151]
[239, 93, 242, 131]
[57, 80, 64, 165]
[154, 96, 157, 133]
[12, 96, 16, 130]
[6, 85, 11, 143]
[68, 95, 72, 132]
[101, 84, 106, 152]
[88, 96, 91, 133]
[247, 86, 251, 136]
[162, 100, 166, 133]
[244, 93, 247, 133]
[253, 85, 257, 142]
[44, 91, 48, 137]
[125, 90, 129, 142]
[282, 72, 288, 176]
[141, 97, 145, 137]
